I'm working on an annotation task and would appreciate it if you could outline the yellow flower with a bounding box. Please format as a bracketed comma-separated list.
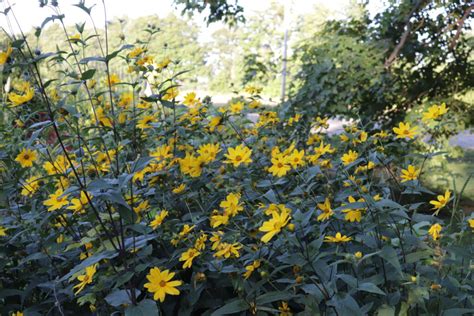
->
[21, 176, 40, 196]
[324, 232, 352, 243]
[137, 115, 156, 130]
[354, 161, 375, 174]
[400, 165, 420, 182]
[172, 184, 186, 194]
[179, 153, 203, 177]
[0, 45, 12, 64]
[43, 189, 69, 211]
[0, 226, 7, 236]
[150, 145, 173, 161]
[144, 267, 182, 302]
[15, 148, 38, 168]
[428, 223, 442, 240]
[340, 134, 349, 142]
[208, 116, 223, 132]
[56, 234, 64, 244]
[87, 79, 97, 89]
[67, 191, 92, 214]
[229, 101, 244, 114]
[134, 200, 150, 217]
[95, 107, 113, 128]
[149, 210, 169, 230]
[211, 212, 229, 228]
[315, 116, 329, 129]
[341, 150, 358, 166]
[422, 103, 448, 121]
[11, 312, 23, 316]
[317, 198, 334, 221]
[429, 190, 451, 216]
[179, 224, 195, 237]
[314, 141, 334, 157]
[183, 92, 199, 107]
[278, 301, 292, 316]
[137, 100, 151, 109]
[243, 260, 261, 279]
[269, 154, 291, 177]
[128, 46, 145, 58]
[393, 122, 418, 139]
[358, 131, 368, 143]
[259, 207, 291, 243]
[162, 87, 179, 101]
[197, 143, 220, 163]
[210, 231, 223, 250]
[194, 233, 208, 250]
[8, 80, 34, 106]
[73, 264, 98, 295]
[287, 114, 302, 126]
[288, 149, 305, 168]
[220, 192, 243, 217]
[354, 251, 363, 259]
[214, 242, 242, 258]
[179, 248, 201, 269]
[468, 219, 474, 229]
[249, 99, 261, 109]
[342, 196, 364, 222]
[68, 33, 81, 41]
[118, 92, 133, 108]
[104, 73, 120, 87]
[157, 57, 172, 69]
[224, 144, 252, 167]
[244, 86, 262, 95]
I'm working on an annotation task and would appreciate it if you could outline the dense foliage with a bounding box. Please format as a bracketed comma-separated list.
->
[0, 1, 473, 316]
[290, 0, 473, 125]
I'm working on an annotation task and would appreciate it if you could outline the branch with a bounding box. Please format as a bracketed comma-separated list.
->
[384, 0, 428, 69]
[449, 4, 473, 50]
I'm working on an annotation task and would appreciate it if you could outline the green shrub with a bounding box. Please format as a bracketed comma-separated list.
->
[0, 4, 473, 316]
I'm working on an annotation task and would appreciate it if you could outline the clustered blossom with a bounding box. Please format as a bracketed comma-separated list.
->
[2, 36, 471, 315]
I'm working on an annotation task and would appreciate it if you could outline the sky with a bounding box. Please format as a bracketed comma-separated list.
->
[0, 0, 386, 40]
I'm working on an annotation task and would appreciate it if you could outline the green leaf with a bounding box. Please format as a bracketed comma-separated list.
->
[329, 293, 364, 316]
[60, 250, 117, 281]
[131, 156, 154, 173]
[379, 245, 402, 276]
[256, 291, 291, 305]
[125, 299, 159, 316]
[106, 44, 134, 62]
[81, 69, 96, 81]
[106, 289, 138, 307]
[406, 250, 432, 264]
[211, 299, 249, 316]
[443, 308, 474, 316]
[40, 14, 65, 29]
[160, 99, 175, 109]
[375, 304, 395, 316]
[358, 283, 386, 296]
[79, 56, 106, 64]
[262, 189, 278, 204]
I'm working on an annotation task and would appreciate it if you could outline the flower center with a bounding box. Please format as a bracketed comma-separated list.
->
[235, 155, 242, 161]
[159, 280, 167, 287]
[23, 154, 30, 160]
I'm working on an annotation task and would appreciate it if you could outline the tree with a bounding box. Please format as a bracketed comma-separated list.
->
[290, 0, 473, 125]
[173, 0, 245, 25]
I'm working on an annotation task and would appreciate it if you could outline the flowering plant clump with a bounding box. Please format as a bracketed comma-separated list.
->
[0, 4, 473, 316]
